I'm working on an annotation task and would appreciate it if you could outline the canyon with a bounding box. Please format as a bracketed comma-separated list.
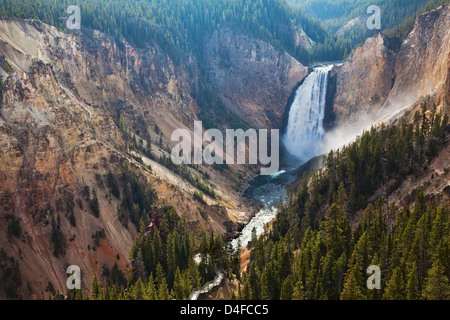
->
[0, 3, 449, 300]
[0, 17, 306, 298]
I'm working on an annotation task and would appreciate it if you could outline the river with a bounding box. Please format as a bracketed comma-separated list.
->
[188, 169, 297, 300]
[230, 169, 296, 250]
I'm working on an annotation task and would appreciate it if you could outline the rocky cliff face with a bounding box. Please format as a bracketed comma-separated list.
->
[0, 36, 134, 298]
[0, 19, 307, 299]
[331, 5, 450, 127]
[332, 34, 396, 124]
[203, 28, 308, 129]
[385, 5, 450, 115]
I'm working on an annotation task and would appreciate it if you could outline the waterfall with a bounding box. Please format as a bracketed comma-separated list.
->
[283, 65, 333, 161]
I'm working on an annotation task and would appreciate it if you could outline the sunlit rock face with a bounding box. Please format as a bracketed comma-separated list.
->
[332, 33, 396, 125]
[332, 5, 450, 127]
[203, 28, 308, 130]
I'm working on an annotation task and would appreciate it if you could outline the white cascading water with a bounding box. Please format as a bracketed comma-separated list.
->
[283, 65, 333, 161]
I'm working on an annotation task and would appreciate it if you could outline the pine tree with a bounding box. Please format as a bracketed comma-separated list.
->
[155, 263, 165, 288]
[433, 237, 450, 281]
[248, 264, 261, 300]
[90, 273, 102, 300]
[174, 267, 184, 300]
[166, 232, 176, 286]
[322, 250, 338, 300]
[337, 181, 347, 209]
[158, 277, 170, 300]
[280, 275, 294, 300]
[242, 280, 252, 300]
[406, 263, 420, 300]
[412, 214, 430, 288]
[422, 259, 450, 300]
[103, 282, 111, 300]
[134, 278, 144, 300]
[340, 269, 366, 300]
[292, 279, 305, 300]
[90, 189, 100, 218]
[305, 234, 322, 300]
[146, 274, 158, 300]
[383, 266, 405, 300]
[325, 204, 351, 258]
[430, 207, 448, 252]
[110, 284, 119, 300]
[260, 270, 269, 300]
[251, 227, 257, 245]
[335, 252, 347, 296]
[146, 136, 152, 157]
[188, 258, 200, 290]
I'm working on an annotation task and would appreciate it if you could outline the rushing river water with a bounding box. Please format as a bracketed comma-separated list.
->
[230, 169, 296, 250]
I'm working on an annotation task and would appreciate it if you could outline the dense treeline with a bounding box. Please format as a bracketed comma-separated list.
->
[243, 196, 449, 300]
[384, 0, 450, 50]
[1, 1, 448, 65]
[281, 103, 448, 229]
[289, 0, 372, 21]
[291, 0, 450, 48]
[292, 8, 350, 62]
[63, 214, 240, 300]
[125, 213, 238, 300]
[0, 0, 350, 64]
[241, 106, 449, 300]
